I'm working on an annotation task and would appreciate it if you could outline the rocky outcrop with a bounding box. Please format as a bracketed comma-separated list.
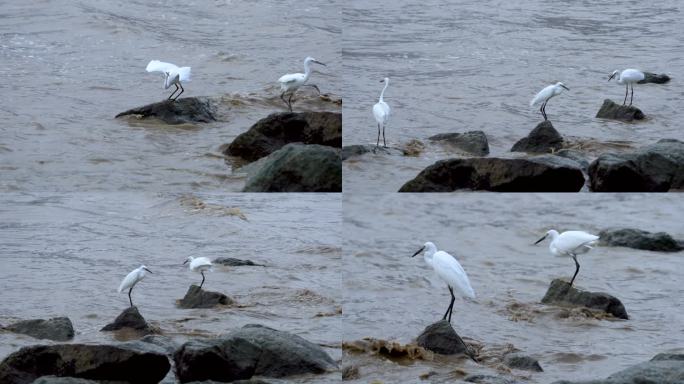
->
[173, 324, 336, 382]
[552, 353, 684, 384]
[541, 279, 628, 319]
[242, 143, 341, 192]
[429, 131, 490, 156]
[595, 99, 645, 122]
[115, 97, 216, 124]
[599, 228, 683, 252]
[4, 317, 74, 342]
[415, 320, 469, 356]
[225, 112, 341, 162]
[503, 353, 543, 372]
[101, 306, 154, 333]
[213, 257, 265, 266]
[341, 145, 404, 160]
[511, 121, 563, 153]
[465, 374, 523, 384]
[588, 139, 684, 192]
[178, 285, 233, 309]
[0, 344, 170, 384]
[398, 156, 584, 192]
[639, 72, 671, 84]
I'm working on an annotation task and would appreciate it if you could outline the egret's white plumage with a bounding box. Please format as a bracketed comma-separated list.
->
[412, 242, 475, 323]
[608, 69, 645, 106]
[277, 56, 326, 112]
[535, 229, 599, 286]
[146, 60, 191, 101]
[183, 256, 213, 288]
[530, 82, 569, 121]
[118, 265, 152, 307]
[373, 78, 391, 148]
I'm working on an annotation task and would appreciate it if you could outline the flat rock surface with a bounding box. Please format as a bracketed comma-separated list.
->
[595, 99, 645, 122]
[503, 352, 543, 372]
[541, 279, 628, 319]
[429, 131, 490, 156]
[178, 285, 233, 309]
[4, 317, 74, 342]
[599, 228, 683, 252]
[341, 144, 404, 160]
[115, 97, 216, 124]
[552, 353, 684, 384]
[213, 257, 265, 266]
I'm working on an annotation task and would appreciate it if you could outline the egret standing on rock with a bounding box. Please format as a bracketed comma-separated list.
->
[411, 242, 475, 323]
[146, 60, 191, 101]
[608, 69, 645, 106]
[184, 256, 213, 289]
[118, 265, 152, 307]
[535, 230, 599, 286]
[373, 78, 391, 148]
[277, 56, 326, 112]
[530, 82, 569, 121]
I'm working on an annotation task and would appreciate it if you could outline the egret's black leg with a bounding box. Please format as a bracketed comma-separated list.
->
[376, 123, 381, 147]
[168, 84, 179, 100]
[569, 254, 580, 286]
[280, 92, 289, 110]
[630, 83, 634, 106]
[541, 101, 548, 121]
[382, 124, 386, 148]
[287, 93, 294, 112]
[623, 84, 628, 105]
[443, 286, 456, 322]
[173, 83, 184, 101]
[302, 84, 321, 95]
[128, 287, 133, 307]
[199, 271, 205, 289]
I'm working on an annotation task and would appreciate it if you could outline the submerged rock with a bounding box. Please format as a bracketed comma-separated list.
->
[588, 139, 684, 192]
[341, 144, 404, 160]
[0, 344, 170, 384]
[465, 374, 523, 384]
[341, 365, 360, 380]
[4, 317, 74, 342]
[416, 320, 468, 355]
[101, 306, 153, 333]
[243, 143, 341, 192]
[541, 279, 628, 320]
[599, 228, 683, 252]
[213, 257, 265, 266]
[398, 155, 584, 192]
[503, 352, 543, 372]
[178, 285, 233, 309]
[595, 99, 645, 122]
[429, 131, 490, 156]
[173, 324, 336, 382]
[639, 72, 671, 84]
[555, 149, 590, 171]
[115, 97, 216, 124]
[510, 121, 563, 153]
[552, 353, 684, 384]
[225, 112, 342, 162]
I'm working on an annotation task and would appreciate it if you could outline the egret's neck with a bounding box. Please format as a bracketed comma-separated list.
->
[423, 245, 436, 266]
[303, 61, 312, 81]
[379, 81, 389, 102]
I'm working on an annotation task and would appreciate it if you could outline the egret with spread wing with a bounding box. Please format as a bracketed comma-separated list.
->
[146, 60, 191, 101]
[535, 229, 599, 286]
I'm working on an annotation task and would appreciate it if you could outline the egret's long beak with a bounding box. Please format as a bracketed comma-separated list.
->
[608, 73, 616, 81]
[534, 235, 547, 245]
[143, 267, 153, 273]
[561, 84, 570, 91]
[183, 260, 189, 265]
[411, 246, 425, 258]
[380, 79, 385, 83]
[314, 60, 326, 66]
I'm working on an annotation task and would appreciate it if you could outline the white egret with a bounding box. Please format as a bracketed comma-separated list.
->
[372, 78, 391, 148]
[118, 265, 152, 307]
[183, 256, 213, 289]
[411, 242, 475, 323]
[535, 230, 599, 286]
[146, 60, 191, 101]
[277, 56, 326, 112]
[608, 69, 645, 106]
[530, 82, 569, 121]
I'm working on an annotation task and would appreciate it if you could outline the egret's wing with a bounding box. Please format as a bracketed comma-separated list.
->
[372, 102, 385, 123]
[146, 60, 178, 74]
[530, 85, 553, 106]
[118, 270, 137, 293]
[278, 73, 302, 84]
[192, 257, 213, 269]
[432, 251, 475, 299]
[177, 66, 191, 82]
[622, 69, 645, 81]
[558, 231, 599, 253]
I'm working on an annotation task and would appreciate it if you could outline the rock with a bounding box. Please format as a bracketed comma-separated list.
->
[429, 131, 489, 156]
[599, 228, 683, 252]
[115, 97, 216, 124]
[503, 353, 543, 372]
[511, 121, 563, 153]
[555, 149, 590, 171]
[541, 279, 628, 320]
[101, 306, 153, 333]
[639, 72, 671, 84]
[30, 377, 100, 384]
[213, 257, 265, 267]
[0, 344, 170, 384]
[4, 317, 74, 342]
[595, 99, 645, 122]
[398, 155, 584, 192]
[178, 285, 233, 309]
[415, 320, 468, 355]
[242, 143, 341, 192]
[551, 353, 684, 384]
[341, 365, 360, 380]
[341, 144, 404, 160]
[137, 335, 180, 356]
[174, 324, 336, 382]
[588, 139, 684, 192]
[465, 374, 522, 384]
[225, 112, 341, 162]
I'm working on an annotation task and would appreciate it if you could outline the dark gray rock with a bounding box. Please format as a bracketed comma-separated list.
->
[511, 121, 563, 153]
[173, 324, 336, 382]
[213, 257, 265, 267]
[416, 320, 468, 355]
[101, 306, 153, 333]
[341, 145, 404, 160]
[429, 131, 490, 156]
[0, 344, 170, 384]
[555, 149, 590, 171]
[399, 155, 584, 192]
[551, 353, 684, 384]
[465, 374, 523, 384]
[341, 365, 360, 380]
[595, 99, 645, 122]
[137, 335, 181, 356]
[588, 139, 684, 192]
[178, 285, 233, 309]
[639, 72, 671, 84]
[31, 377, 101, 384]
[599, 228, 683, 252]
[225, 112, 341, 162]
[242, 143, 341, 192]
[4, 317, 74, 342]
[115, 97, 216, 124]
[503, 353, 543, 372]
[541, 279, 628, 320]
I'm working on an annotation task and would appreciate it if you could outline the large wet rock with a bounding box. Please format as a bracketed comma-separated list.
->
[599, 228, 683, 252]
[213, 257, 265, 266]
[399, 155, 584, 192]
[552, 353, 684, 384]
[541, 279, 628, 320]
[178, 285, 233, 309]
[429, 131, 490, 156]
[511, 121, 563, 153]
[242, 143, 341, 192]
[416, 320, 468, 355]
[101, 306, 153, 333]
[341, 144, 404, 160]
[4, 317, 74, 342]
[173, 324, 336, 382]
[115, 97, 216, 124]
[588, 139, 684, 192]
[639, 72, 671, 84]
[503, 353, 543, 372]
[555, 149, 590, 171]
[225, 112, 342, 162]
[0, 344, 170, 384]
[595, 99, 645, 122]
